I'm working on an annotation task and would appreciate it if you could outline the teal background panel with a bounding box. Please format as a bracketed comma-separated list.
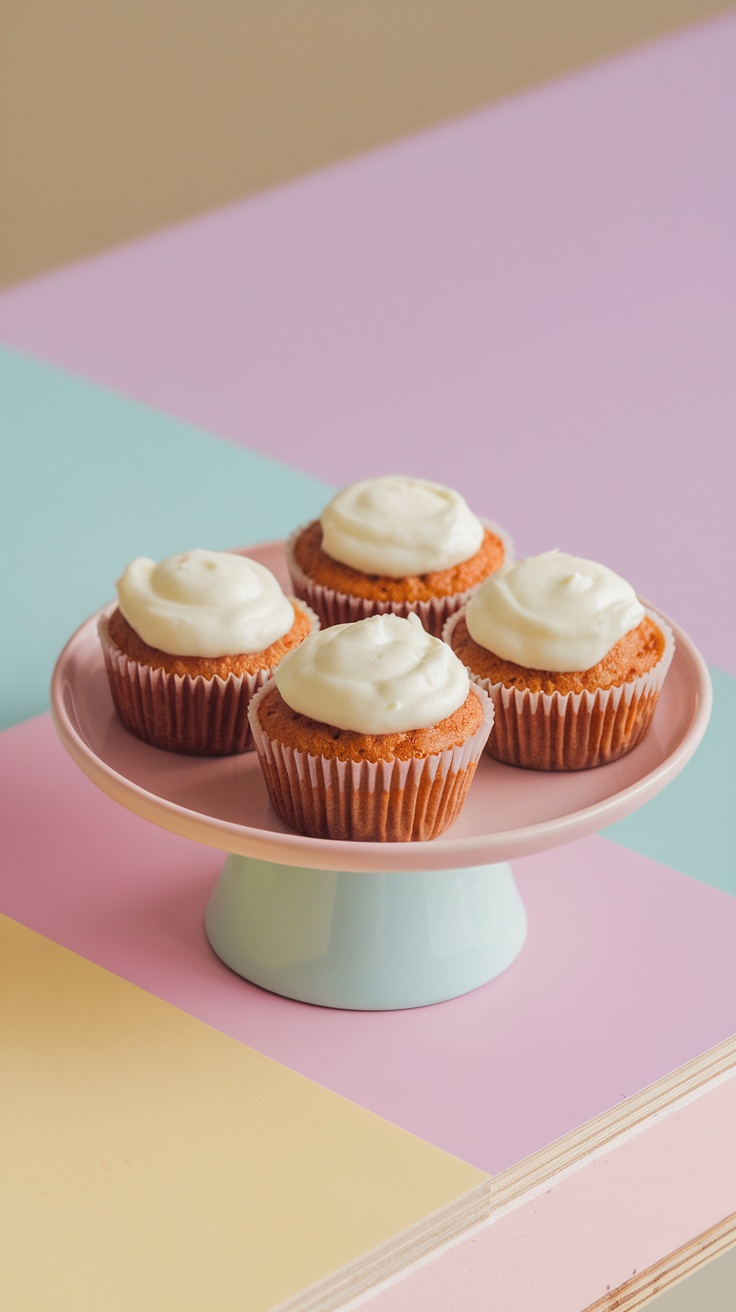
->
[0, 348, 332, 731]
[603, 666, 736, 897]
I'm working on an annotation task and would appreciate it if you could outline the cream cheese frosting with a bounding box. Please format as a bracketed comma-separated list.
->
[465, 551, 645, 672]
[320, 475, 484, 577]
[274, 612, 470, 733]
[116, 549, 295, 656]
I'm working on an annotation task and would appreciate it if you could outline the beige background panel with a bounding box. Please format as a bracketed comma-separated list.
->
[0, 914, 486, 1311]
[646, 1241, 736, 1312]
[1, 0, 733, 287]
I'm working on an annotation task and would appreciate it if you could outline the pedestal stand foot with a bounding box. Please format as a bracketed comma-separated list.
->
[205, 855, 527, 1010]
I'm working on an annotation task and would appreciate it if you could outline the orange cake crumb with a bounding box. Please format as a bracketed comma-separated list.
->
[254, 684, 485, 763]
[449, 615, 666, 695]
[107, 602, 312, 679]
[291, 520, 506, 603]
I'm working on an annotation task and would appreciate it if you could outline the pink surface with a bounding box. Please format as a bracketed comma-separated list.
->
[360, 1075, 736, 1312]
[1, 19, 735, 671]
[2, 710, 735, 1173]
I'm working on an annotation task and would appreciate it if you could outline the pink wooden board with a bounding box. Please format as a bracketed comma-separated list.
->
[356, 1076, 736, 1312]
[2, 710, 735, 1173]
[0, 17, 734, 670]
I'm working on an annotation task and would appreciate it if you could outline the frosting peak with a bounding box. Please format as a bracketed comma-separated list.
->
[116, 549, 295, 656]
[274, 612, 469, 733]
[320, 475, 484, 577]
[465, 551, 645, 672]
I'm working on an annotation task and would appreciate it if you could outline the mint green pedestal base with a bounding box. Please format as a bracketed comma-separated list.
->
[205, 855, 528, 1010]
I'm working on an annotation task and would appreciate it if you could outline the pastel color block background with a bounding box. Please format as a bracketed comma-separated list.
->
[5, 1, 731, 287]
[0, 348, 329, 730]
[2, 709, 735, 1173]
[1, 18, 734, 671]
[2, 915, 485, 1311]
[1, 10, 735, 1309]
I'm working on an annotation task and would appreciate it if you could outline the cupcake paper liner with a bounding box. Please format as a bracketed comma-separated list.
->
[248, 680, 494, 841]
[442, 607, 675, 771]
[99, 602, 319, 756]
[285, 519, 513, 637]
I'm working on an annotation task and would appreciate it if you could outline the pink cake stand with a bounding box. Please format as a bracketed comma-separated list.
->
[51, 541, 712, 1010]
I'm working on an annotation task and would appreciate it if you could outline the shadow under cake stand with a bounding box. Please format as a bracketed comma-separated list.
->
[51, 540, 712, 1010]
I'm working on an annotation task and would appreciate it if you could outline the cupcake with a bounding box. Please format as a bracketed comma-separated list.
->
[248, 612, 494, 841]
[444, 551, 674, 771]
[286, 474, 511, 637]
[99, 549, 318, 755]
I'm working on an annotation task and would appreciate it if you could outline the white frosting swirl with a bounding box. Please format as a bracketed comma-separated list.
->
[320, 475, 484, 577]
[274, 612, 469, 733]
[116, 550, 295, 656]
[465, 551, 645, 672]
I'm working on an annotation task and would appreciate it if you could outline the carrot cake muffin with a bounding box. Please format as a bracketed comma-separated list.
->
[248, 611, 494, 840]
[287, 475, 511, 636]
[99, 548, 317, 755]
[444, 551, 674, 770]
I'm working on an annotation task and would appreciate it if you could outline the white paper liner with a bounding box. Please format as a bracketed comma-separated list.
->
[99, 601, 319, 756]
[442, 606, 675, 771]
[285, 519, 513, 637]
[248, 679, 494, 841]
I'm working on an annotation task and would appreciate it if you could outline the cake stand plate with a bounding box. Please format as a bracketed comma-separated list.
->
[51, 541, 712, 1009]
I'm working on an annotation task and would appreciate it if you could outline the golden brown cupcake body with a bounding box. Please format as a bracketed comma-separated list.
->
[287, 520, 510, 637]
[291, 519, 506, 605]
[247, 612, 494, 840]
[449, 614, 666, 696]
[101, 599, 316, 757]
[101, 546, 319, 756]
[250, 683, 491, 842]
[255, 683, 484, 762]
[286, 475, 511, 635]
[444, 550, 675, 771]
[447, 610, 672, 771]
[107, 602, 312, 680]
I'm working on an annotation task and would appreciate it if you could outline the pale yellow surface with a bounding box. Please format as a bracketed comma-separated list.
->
[1, 0, 733, 286]
[0, 914, 486, 1312]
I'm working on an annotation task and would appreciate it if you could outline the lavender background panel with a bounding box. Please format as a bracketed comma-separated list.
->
[0, 18, 734, 669]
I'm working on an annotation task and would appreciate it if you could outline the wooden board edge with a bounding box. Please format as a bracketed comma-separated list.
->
[274, 1178, 492, 1312]
[582, 1212, 736, 1311]
[274, 1035, 736, 1311]
[488, 1032, 736, 1212]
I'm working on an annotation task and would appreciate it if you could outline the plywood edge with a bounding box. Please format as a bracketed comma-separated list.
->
[583, 1213, 736, 1311]
[487, 1033, 736, 1214]
[281, 1036, 736, 1311]
[274, 1178, 492, 1312]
